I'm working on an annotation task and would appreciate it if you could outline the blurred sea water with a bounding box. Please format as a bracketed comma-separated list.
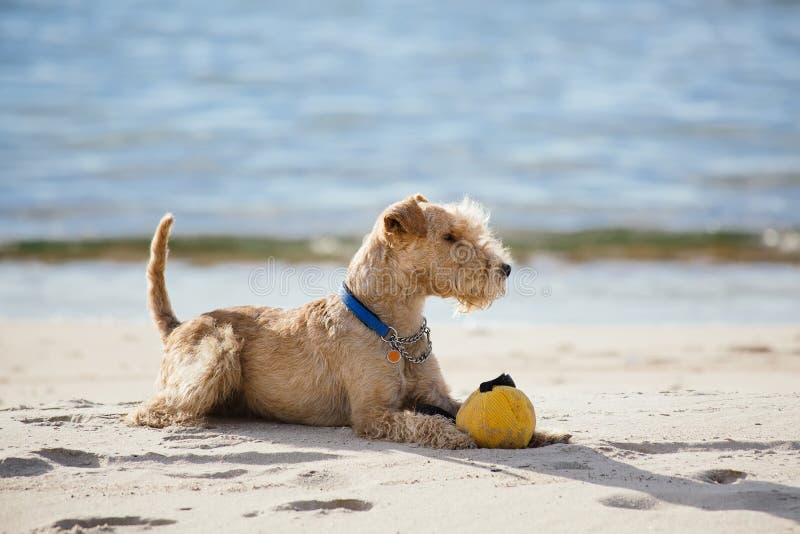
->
[2, 259, 798, 323]
[1, 0, 800, 240]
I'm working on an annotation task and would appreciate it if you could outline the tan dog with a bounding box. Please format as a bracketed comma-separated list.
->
[128, 194, 568, 449]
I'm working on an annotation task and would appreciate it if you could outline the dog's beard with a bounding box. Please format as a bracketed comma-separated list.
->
[451, 269, 507, 314]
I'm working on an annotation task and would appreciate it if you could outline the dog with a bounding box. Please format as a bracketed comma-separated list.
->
[127, 194, 569, 449]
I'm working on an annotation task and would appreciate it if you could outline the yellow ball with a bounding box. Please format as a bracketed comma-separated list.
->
[456, 376, 536, 449]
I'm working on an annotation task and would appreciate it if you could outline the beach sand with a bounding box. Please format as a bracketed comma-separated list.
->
[1, 321, 799, 532]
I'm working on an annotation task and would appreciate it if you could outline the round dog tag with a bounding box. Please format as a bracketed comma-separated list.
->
[387, 350, 401, 363]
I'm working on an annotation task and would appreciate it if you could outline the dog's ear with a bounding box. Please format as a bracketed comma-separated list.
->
[383, 195, 427, 238]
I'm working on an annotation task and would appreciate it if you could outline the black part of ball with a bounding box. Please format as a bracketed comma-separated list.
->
[415, 403, 456, 422]
[479, 373, 516, 392]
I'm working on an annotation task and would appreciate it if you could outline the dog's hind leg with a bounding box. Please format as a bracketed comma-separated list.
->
[127, 322, 242, 428]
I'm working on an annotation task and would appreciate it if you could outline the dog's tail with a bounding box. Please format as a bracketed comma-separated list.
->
[148, 213, 180, 343]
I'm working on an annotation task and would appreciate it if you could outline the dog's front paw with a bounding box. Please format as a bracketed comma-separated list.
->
[528, 430, 572, 448]
[452, 433, 478, 450]
[435, 428, 476, 450]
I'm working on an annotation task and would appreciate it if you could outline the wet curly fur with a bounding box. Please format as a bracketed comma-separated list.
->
[127, 194, 571, 449]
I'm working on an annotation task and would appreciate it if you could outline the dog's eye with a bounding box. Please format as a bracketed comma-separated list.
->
[443, 233, 456, 243]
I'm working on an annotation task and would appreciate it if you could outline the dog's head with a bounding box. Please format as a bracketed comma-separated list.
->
[376, 194, 511, 312]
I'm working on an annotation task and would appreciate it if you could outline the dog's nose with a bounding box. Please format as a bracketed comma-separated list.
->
[501, 263, 511, 277]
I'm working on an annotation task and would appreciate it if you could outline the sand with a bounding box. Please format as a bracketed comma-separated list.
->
[1, 321, 799, 532]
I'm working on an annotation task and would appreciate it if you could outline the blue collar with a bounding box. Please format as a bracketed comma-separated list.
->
[339, 283, 391, 339]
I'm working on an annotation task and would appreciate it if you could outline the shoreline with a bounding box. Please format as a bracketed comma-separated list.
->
[2, 228, 799, 265]
[2, 258, 799, 324]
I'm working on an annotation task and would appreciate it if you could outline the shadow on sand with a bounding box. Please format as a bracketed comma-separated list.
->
[201, 416, 800, 523]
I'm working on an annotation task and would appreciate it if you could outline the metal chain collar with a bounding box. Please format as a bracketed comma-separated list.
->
[380, 317, 432, 364]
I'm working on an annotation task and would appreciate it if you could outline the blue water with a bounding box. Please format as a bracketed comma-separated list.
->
[1, 0, 800, 240]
